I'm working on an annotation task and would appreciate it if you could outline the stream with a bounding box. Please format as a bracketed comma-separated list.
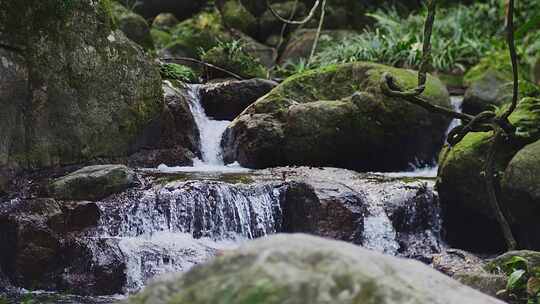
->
[0, 85, 462, 303]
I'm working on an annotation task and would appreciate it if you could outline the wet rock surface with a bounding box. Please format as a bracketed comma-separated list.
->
[200, 79, 278, 120]
[49, 165, 137, 201]
[222, 62, 451, 171]
[0, 166, 445, 297]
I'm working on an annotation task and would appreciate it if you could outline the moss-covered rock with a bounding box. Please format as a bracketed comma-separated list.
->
[150, 28, 173, 50]
[501, 139, 540, 248]
[279, 29, 357, 64]
[151, 12, 179, 30]
[49, 165, 136, 201]
[0, 0, 163, 189]
[218, 0, 258, 36]
[201, 42, 268, 79]
[124, 234, 503, 304]
[111, 2, 154, 50]
[164, 11, 230, 58]
[222, 62, 451, 171]
[437, 97, 540, 251]
[463, 51, 540, 115]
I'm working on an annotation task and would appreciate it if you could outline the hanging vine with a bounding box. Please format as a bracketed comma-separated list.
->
[380, 0, 519, 250]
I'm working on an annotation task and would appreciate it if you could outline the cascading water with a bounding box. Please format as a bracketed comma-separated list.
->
[158, 83, 247, 173]
[87, 181, 284, 292]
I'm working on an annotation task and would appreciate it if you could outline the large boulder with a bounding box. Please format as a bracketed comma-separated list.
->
[0, 1, 163, 189]
[501, 139, 540, 248]
[49, 165, 137, 201]
[437, 97, 540, 252]
[200, 78, 278, 120]
[0, 198, 120, 294]
[124, 234, 503, 304]
[222, 62, 451, 171]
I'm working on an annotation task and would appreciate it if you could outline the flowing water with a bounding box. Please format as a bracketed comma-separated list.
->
[1, 87, 451, 302]
[158, 84, 248, 173]
[381, 95, 464, 178]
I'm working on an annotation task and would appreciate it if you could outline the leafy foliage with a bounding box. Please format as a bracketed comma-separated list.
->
[312, 3, 502, 73]
[493, 256, 540, 303]
[200, 40, 267, 79]
[159, 63, 199, 83]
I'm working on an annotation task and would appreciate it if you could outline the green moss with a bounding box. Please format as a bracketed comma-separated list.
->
[151, 28, 173, 49]
[438, 98, 540, 216]
[167, 11, 229, 58]
[220, 0, 257, 35]
[160, 63, 199, 83]
[201, 41, 268, 79]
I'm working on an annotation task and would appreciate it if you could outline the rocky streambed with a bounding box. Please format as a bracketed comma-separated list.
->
[0, 165, 445, 301]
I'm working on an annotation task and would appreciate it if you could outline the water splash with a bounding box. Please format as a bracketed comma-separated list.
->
[88, 180, 284, 291]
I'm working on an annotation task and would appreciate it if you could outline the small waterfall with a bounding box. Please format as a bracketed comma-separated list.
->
[185, 85, 230, 166]
[87, 181, 284, 292]
[159, 83, 246, 172]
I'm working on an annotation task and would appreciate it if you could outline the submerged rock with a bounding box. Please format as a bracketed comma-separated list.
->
[438, 97, 540, 252]
[0, 0, 163, 190]
[200, 78, 277, 120]
[49, 165, 137, 201]
[125, 234, 503, 304]
[222, 62, 451, 171]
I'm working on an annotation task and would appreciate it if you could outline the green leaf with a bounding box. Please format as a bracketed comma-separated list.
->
[504, 256, 529, 273]
[507, 269, 527, 291]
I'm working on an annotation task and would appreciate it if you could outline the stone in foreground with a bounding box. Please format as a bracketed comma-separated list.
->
[125, 234, 503, 304]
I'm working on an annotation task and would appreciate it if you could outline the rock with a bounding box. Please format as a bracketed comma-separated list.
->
[453, 272, 507, 299]
[0, 197, 126, 295]
[0, 0, 163, 190]
[222, 62, 451, 171]
[502, 140, 540, 248]
[151, 13, 179, 30]
[462, 51, 540, 115]
[49, 165, 137, 201]
[163, 11, 230, 58]
[437, 97, 540, 252]
[201, 43, 268, 79]
[230, 30, 277, 68]
[279, 29, 357, 64]
[124, 234, 504, 304]
[259, 1, 307, 40]
[462, 69, 510, 115]
[487, 250, 540, 272]
[200, 78, 277, 120]
[133, 0, 208, 21]
[217, 0, 258, 37]
[112, 2, 154, 50]
[280, 181, 366, 244]
[432, 249, 487, 277]
[127, 81, 200, 168]
[0, 198, 63, 289]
